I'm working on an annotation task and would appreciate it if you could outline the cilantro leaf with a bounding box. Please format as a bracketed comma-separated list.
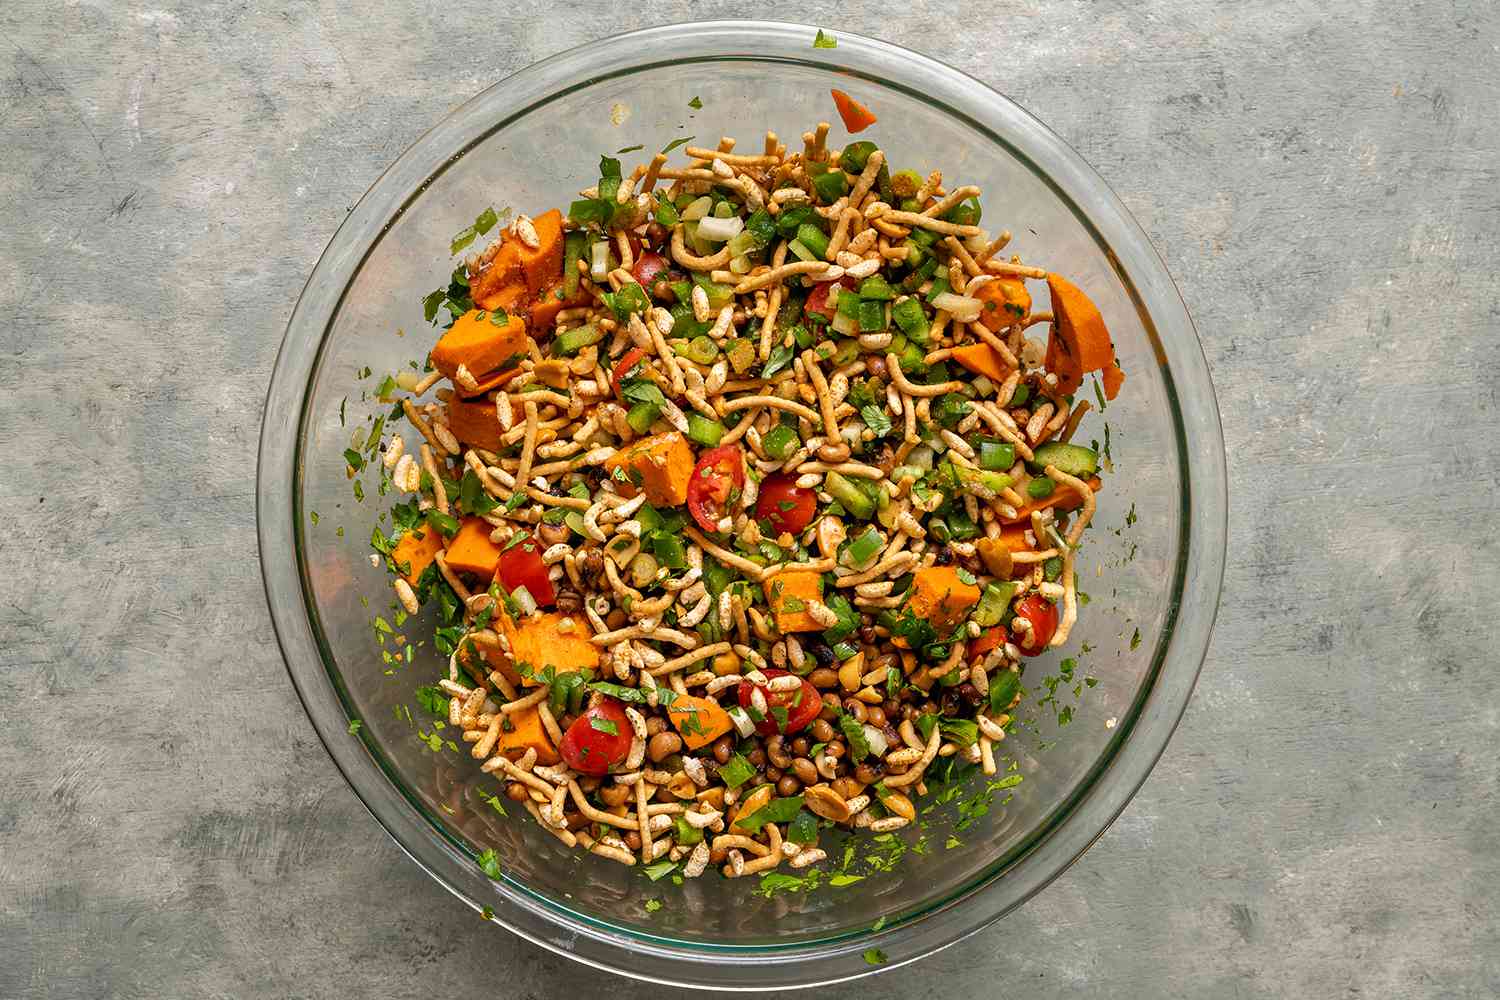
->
[860, 404, 892, 437]
[813, 30, 837, 49]
[661, 135, 695, 154]
[762, 343, 795, 379]
[476, 848, 502, 879]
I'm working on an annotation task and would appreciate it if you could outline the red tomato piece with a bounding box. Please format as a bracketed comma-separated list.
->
[968, 628, 1005, 660]
[804, 276, 855, 322]
[632, 250, 669, 290]
[494, 534, 555, 607]
[558, 697, 632, 775]
[1011, 594, 1058, 656]
[755, 474, 817, 536]
[611, 346, 650, 399]
[686, 444, 745, 533]
[736, 668, 821, 736]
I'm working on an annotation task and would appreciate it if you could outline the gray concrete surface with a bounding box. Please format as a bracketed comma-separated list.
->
[3, 2, 1497, 997]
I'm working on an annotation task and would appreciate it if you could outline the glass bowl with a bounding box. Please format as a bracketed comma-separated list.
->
[257, 20, 1225, 990]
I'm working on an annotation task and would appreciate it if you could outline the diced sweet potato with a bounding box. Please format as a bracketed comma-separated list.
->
[515, 209, 564, 295]
[476, 281, 529, 315]
[496, 704, 559, 765]
[527, 279, 590, 332]
[500, 611, 601, 686]
[974, 276, 1031, 331]
[666, 694, 734, 750]
[445, 395, 521, 452]
[762, 570, 825, 634]
[469, 242, 522, 310]
[1002, 477, 1101, 524]
[602, 431, 694, 507]
[443, 517, 504, 579]
[429, 308, 528, 382]
[456, 366, 521, 400]
[1046, 272, 1123, 399]
[909, 566, 980, 629]
[390, 525, 444, 584]
[950, 343, 1012, 382]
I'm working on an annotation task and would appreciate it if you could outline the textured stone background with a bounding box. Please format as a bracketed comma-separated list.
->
[3, 2, 1497, 997]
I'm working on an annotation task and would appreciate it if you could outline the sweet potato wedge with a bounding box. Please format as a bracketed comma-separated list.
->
[429, 308, 528, 382]
[443, 517, 504, 579]
[950, 343, 1012, 383]
[445, 395, 522, 452]
[390, 526, 444, 585]
[1045, 273, 1123, 399]
[469, 243, 523, 310]
[502, 611, 601, 686]
[496, 704, 560, 765]
[762, 570, 825, 634]
[909, 566, 980, 629]
[973, 276, 1031, 332]
[1002, 476, 1102, 524]
[666, 694, 734, 750]
[602, 431, 694, 507]
[515, 209, 564, 295]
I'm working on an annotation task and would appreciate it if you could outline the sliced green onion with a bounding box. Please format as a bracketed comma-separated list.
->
[787, 239, 815, 262]
[686, 413, 726, 447]
[589, 241, 610, 281]
[697, 214, 745, 242]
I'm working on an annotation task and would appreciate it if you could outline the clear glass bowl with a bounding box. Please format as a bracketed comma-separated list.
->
[257, 20, 1225, 990]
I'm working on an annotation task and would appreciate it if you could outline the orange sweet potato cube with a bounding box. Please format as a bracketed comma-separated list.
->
[429, 308, 528, 381]
[763, 570, 825, 634]
[950, 343, 1012, 382]
[515, 209, 564, 295]
[602, 431, 694, 507]
[443, 517, 503, 579]
[909, 566, 980, 629]
[496, 704, 559, 765]
[445, 395, 523, 452]
[667, 695, 734, 750]
[974, 276, 1031, 331]
[469, 242, 523, 310]
[390, 526, 444, 584]
[498, 611, 601, 685]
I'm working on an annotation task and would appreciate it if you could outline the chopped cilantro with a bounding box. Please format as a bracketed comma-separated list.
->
[814, 29, 837, 48]
[863, 947, 887, 966]
[347, 718, 362, 735]
[860, 404, 893, 437]
[476, 848, 502, 879]
[661, 135, 695, 154]
[643, 860, 676, 882]
[589, 716, 620, 736]
[688, 96, 703, 109]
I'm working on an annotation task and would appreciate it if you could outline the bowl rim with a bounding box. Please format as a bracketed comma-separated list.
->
[257, 18, 1226, 990]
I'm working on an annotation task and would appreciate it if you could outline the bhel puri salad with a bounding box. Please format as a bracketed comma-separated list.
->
[357, 106, 1125, 883]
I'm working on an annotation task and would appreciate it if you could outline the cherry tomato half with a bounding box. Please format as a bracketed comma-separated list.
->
[494, 533, 555, 607]
[686, 444, 745, 533]
[968, 628, 1005, 660]
[611, 346, 650, 399]
[804, 276, 856, 322]
[1011, 594, 1058, 656]
[754, 474, 817, 536]
[632, 250, 670, 290]
[558, 697, 632, 775]
[736, 668, 821, 736]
